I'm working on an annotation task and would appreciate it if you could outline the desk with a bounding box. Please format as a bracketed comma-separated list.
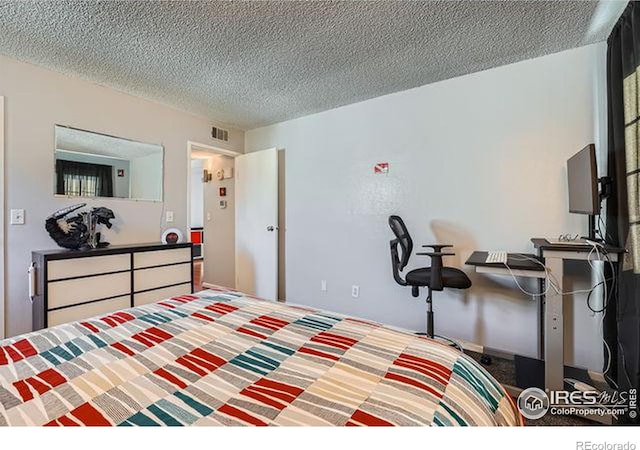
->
[466, 242, 624, 391]
[531, 239, 623, 393]
[466, 251, 546, 279]
[466, 251, 547, 361]
[467, 242, 625, 424]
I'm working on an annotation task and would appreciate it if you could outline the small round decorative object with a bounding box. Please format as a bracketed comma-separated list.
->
[161, 228, 184, 244]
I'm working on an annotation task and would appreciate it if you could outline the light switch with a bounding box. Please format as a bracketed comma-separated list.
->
[10, 209, 25, 225]
[166, 211, 174, 223]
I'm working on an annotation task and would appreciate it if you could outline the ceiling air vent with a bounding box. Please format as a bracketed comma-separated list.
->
[211, 126, 229, 142]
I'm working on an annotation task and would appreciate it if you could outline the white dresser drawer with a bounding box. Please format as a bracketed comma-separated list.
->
[48, 254, 130, 281]
[33, 244, 193, 331]
[48, 295, 131, 327]
[134, 283, 192, 307]
[133, 248, 191, 269]
[48, 272, 131, 310]
[134, 262, 191, 292]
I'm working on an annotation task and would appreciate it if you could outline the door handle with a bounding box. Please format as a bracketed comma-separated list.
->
[267, 226, 275, 232]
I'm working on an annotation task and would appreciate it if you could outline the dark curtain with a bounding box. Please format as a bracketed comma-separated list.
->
[55, 159, 114, 197]
[606, 1, 640, 424]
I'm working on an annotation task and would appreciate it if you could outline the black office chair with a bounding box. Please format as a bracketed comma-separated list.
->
[389, 215, 471, 343]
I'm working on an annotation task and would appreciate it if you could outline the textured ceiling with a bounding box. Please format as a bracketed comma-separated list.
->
[56, 126, 162, 160]
[0, 1, 626, 129]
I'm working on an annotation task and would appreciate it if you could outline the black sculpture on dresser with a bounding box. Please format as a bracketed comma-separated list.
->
[45, 203, 115, 250]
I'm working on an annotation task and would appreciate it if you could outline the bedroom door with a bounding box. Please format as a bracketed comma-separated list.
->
[235, 148, 278, 300]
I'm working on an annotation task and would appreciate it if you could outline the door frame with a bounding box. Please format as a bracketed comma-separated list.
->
[186, 141, 240, 289]
[1, 97, 5, 339]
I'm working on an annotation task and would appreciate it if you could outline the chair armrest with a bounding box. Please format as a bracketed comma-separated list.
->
[416, 252, 455, 257]
[421, 244, 453, 252]
[415, 252, 452, 291]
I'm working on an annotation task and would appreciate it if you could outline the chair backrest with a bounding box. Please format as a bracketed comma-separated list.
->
[389, 215, 413, 281]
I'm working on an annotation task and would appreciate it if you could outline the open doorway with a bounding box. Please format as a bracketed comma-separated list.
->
[189, 158, 205, 290]
[187, 142, 283, 302]
[188, 142, 239, 292]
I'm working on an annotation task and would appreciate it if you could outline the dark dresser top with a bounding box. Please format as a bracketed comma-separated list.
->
[33, 242, 192, 260]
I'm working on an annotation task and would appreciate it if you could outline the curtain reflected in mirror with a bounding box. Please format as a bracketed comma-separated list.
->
[56, 160, 114, 197]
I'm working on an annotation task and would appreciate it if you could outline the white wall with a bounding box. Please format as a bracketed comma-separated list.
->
[129, 152, 163, 201]
[0, 54, 244, 336]
[202, 155, 235, 288]
[190, 159, 204, 228]
[246, 44, 609, 371]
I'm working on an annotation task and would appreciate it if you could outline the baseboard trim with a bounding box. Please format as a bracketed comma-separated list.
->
[201, 282, 239, 292]
[458, 339, 483, 354]
[457, 339, 515, 361]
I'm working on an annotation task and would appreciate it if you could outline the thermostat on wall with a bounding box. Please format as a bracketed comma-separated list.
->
[216, 168, 234, 180]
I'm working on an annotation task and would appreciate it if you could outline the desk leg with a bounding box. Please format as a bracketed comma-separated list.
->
[537, 247, 545, 360]
[545, 257, 564, 392]
[538, 278, 545, 360]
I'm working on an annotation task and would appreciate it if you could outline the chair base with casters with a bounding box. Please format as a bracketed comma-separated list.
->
[388, 215, 471, 349]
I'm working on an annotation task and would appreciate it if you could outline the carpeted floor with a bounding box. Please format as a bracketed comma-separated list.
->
[464, 350, 600, 426]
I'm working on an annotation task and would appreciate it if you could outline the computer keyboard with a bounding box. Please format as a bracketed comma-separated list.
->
[485, 251, 508, 264]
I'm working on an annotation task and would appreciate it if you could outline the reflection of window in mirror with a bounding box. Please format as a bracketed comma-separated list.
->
[54, 125, 164, 201]
[56, 160, 114, 197]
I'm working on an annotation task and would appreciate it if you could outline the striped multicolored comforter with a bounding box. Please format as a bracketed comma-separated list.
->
[0, 288, 522, 426]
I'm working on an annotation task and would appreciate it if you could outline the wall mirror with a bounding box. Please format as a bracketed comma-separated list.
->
[54, 125, 164, 201]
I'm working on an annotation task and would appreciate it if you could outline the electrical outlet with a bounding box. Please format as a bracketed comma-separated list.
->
[166, 211, 174, 223]
[206, 212, 211, 221]
[351, 285, 359, 298]
[10, 209, 25, 225]
[321, 280, 327, 292]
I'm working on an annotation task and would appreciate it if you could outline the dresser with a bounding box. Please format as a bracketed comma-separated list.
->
[31, 243, 193, 330]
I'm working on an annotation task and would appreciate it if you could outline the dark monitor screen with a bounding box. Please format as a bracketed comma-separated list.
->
[567, 144, 598, 215]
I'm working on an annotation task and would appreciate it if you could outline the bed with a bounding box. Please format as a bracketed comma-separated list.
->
[0, 287, 522, 426]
